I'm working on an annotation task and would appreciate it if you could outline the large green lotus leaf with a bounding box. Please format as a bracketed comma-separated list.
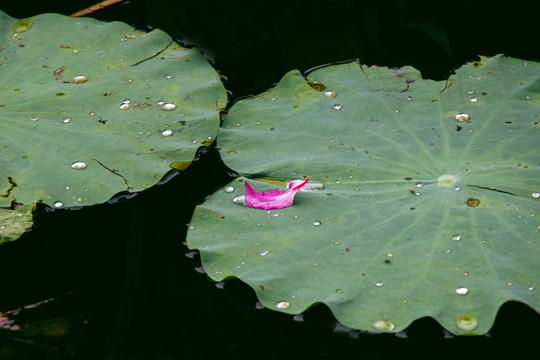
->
[0, 11, 226, 209]
[187, 55, 540, 335]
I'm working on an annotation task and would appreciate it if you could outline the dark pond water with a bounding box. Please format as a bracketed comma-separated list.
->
[1, 0, 539, 358]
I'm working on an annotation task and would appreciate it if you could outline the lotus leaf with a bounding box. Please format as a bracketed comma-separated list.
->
[0, 201, 36, 243]
[187, 55, 540, 334]
[0, 11, 226, 210]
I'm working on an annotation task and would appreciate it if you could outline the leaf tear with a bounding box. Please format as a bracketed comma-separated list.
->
[0, 174, 17, 198]
[130, 39, 174, 66]
[466, 184, 517, 196]
[93, 158, 131, 190]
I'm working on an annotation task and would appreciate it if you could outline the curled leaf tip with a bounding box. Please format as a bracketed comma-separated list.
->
[244, 177, 309, 210]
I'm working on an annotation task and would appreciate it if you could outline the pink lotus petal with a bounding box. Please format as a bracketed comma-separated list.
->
[244, 177, 309, 210]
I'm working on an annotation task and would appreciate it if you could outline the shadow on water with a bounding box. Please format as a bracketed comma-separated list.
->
[1, 0, 540, 358]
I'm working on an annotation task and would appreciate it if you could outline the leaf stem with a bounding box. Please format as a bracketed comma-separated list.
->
[70, 0, 124, 17]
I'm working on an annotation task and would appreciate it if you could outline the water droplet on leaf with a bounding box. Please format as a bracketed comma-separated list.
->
[452, 234, 461, 241]
[70, 161, 87, 170]
[324, 90, 336, 98]
[456, 315, 478, 331]
[119, 103, 130, 110]
[233, 195, 246, 205]
[276, 301, 290, 309]
[373, 320, 395, 332]
[437, 174, 457, 187]
[161, 129, 173, 137]
[54, 201, 64, 208]
[73, 75, 87, 83]
[297, 182, 325, 191]
[531, 192, 539, 199]
[415, 182, 424, 188]
[455, 287, 469, 295]
[333, 104, 342, 110]
[13, 19, 33, 33]
[313, 220, 322, 226]
[455, 113, 470, 122]
[375, 281, 384, 287]
[163, 102, 176, 111]
[224, 186, 235, 193]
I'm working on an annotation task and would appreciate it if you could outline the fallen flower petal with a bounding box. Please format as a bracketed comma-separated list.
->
[244, 177, 310, 210]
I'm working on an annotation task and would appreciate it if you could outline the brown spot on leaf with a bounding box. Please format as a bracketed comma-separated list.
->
[308, 82, 325, 91]
[466, 197, 480, 207]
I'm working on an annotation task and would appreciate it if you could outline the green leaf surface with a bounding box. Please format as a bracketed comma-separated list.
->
[0, 11, 226, 209]
[187, 55, 540, 334]
[0, 201, 36, 244]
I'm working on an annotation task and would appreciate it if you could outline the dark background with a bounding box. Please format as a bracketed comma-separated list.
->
[1, 0, 539, 359]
